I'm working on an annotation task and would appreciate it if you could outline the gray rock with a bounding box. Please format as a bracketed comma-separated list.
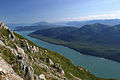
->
[3, 39, 8, 45]
[24, 40, 30, 51]
[30, 46, 39, 53]
[0, 40, 5, 46]
[15, 45, 27, 58]
[55, 63, 65, 75]
[25, 66, 34, 80]
[0, 56, 23, 80]
[18, 60, 34, 80]
[5, 46, 18, 55]
[38, 74, 46, 80]
[17, 54, 23, 60]
[57, 68, 65, 75]
[0, 22, 9, 29]
[34, 74, 39, 80]
[46, 58, 54, 65]
[7, 29, 15, 39]
[55, 63, 61, 69]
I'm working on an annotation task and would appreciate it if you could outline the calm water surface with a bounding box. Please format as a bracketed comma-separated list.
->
[16, 31, 120, 79]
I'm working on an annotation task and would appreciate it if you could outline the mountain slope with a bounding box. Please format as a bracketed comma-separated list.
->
[66, 19, 120, 27]
[29, 23, 120, 63]
[0, 22, 113, 80]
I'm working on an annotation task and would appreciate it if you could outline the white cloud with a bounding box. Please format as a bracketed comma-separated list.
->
[50, 11, 120, 22]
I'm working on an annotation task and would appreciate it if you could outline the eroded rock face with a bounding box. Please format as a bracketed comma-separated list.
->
[0, 56, 23, 80]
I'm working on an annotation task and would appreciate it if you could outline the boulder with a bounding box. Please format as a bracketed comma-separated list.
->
[46, 58, 54, 65]
[25, 66, 34, 80]
[18, 60, 25, 71]
[55, 63, 61, 69]
[31, 46, 39, 53]
[55, 63, 65, 75]
[18, 60, 34, 80]
[44, 50, 47, 53]
[24, 40, 30, 51]
[57, 68, 65, 75]
[7, 29, 15, 39]
[15, 45, 27, 58]
[17, 54, 23, 60]
[38, 74, 46, 80]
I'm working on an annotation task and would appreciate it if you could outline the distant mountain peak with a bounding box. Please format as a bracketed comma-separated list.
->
[31, 21, 51, 26]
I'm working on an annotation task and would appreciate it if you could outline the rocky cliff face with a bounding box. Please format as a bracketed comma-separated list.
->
[0, 21, 114, 80]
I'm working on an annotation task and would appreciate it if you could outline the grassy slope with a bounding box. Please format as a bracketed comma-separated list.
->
[0, 27, 114, 80]
[29, 33, 120, 63]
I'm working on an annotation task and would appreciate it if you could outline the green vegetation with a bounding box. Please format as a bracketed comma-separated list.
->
[0, 24, 117, 80]
[29, 23, 120, 63]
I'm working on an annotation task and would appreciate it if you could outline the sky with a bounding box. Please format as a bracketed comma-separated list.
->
[0, 0, 120, 24]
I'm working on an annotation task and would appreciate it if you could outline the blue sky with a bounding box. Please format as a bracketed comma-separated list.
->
[0, 0, 120, 24]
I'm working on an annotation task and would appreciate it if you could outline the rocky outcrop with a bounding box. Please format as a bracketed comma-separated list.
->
[5, 46, 18, 55]
[18, 55, 34, 80]
[0, 22, 15, 40]
[20, 39, 39, 53]
[46, 58, 54, 65]
[15, 45, 28, 58]
[38, 74, 46, 80]
[30, 46, 39, 53]
[55, 63, 65, 75]
[24, 66, 34, 80]
[0, 22, 9, 29]
[7, 29, 15, 39]
[24, 40, 31, 51]
[0, 56, 23, 80]
[0, 40, 5, 46]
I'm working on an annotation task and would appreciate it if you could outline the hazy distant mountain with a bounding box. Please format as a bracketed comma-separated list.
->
[14, 21, 56, 31]
[14, 19, 120, 31]
[31, 21, 52, 26]
[6, 24, 27, 30]
[14, 24, 74, 32]
[14, 21, 74, 31]
[29, 23, 120, 62]
[66, 19, 120, 27]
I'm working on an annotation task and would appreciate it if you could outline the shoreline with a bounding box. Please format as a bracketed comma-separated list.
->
[29, 35, 120, 63]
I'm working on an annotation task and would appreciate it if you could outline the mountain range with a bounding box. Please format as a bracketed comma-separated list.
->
[29, 23, 120, 63]
[14, 19, 120, 31]
[66, 19, 120, 27]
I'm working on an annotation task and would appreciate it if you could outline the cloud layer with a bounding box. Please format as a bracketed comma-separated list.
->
[51, 11, 120, 22]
